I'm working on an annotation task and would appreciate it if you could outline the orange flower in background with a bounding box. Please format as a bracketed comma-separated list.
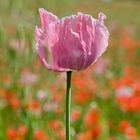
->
[0, 88, 7, 98]
[112, 76, 134, 89]
[72, 76, 86, 90]
[48, 120, 64, 130]
[123, 66, 135, 76]
[112, 68, 140, 112]
[129, 96, 140, 112]
[17, 125, 28, 138]
[117, 95, 140, 112]
[2, 75, 12, 87]
[34, 130, 48, 140]
[48, 120, 65, 139]
[91, 126, 101, 139]
[119, 120, 131, 133]
[9, 96, 21, 110]
[120, 36, 138, 50]
[107, 136, 117, 140]
[70, 109, 81, 122]
[125, 126, 138, 140]
[51, 90, 63, 103]
[77, 131, 93, 140]
[84, 108, 99, 129]
[28, 100, 40, 111]
[0, 89, 21, 110]
[72, 68, 96, 105]
[6, 126, 28, 140]
[7, 128, 16, 140]
[56, 128, 65, 140]
[75, 91, 93, 105]
[77, 128, 101, 140]
[72, 68, 96, 92]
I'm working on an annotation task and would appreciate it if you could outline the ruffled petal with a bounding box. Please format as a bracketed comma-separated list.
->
[39, 8, 58, 31]
[35, 26, 69, 72]
[35, 9, 109, 72]
[82, 13, 109, 69]
[55, 17, 86, 71]
[94, 12, 109, 61]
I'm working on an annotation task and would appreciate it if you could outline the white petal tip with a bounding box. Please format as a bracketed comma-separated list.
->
[98, 12, 106, 23]
[39, 8, 45, 12]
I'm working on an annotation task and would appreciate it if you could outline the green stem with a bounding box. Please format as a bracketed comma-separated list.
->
[66, 71, 72, 140]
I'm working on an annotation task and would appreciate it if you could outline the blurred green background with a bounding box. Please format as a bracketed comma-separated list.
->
[0, 0, 140, 140]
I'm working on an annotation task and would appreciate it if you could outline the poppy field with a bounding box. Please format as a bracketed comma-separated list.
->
[0, 0, 140, 140]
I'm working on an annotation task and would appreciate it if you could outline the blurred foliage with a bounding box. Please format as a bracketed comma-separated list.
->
[0, 0, 140, 140]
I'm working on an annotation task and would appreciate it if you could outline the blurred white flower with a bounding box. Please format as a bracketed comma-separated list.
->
[37, 90, 47, 100]
[43, 102, 58, 112]
[116, 86, 133, 97]
[19, 69, 38, 86]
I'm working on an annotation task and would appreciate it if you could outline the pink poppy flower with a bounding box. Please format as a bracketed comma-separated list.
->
[35, 8, 109, 72]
